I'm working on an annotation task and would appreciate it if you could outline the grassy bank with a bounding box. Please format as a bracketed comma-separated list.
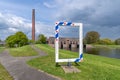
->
[27, 44, 120, 80]
[93, 45, 120, 49]
[9, 45, 38, 57]
[0, 64, 13, 80]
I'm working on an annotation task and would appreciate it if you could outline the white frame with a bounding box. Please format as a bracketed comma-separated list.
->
[55, 22, 83, 62]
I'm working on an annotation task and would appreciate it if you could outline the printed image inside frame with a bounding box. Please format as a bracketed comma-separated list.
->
[55, 22, 83, 63]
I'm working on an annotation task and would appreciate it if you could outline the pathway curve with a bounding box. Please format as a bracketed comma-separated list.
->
[0, 45, 60, 80]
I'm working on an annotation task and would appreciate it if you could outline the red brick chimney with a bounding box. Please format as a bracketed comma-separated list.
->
[32, 9, 35, 41]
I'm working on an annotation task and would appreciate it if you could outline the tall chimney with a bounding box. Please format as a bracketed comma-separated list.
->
[32, 9, 35, 41]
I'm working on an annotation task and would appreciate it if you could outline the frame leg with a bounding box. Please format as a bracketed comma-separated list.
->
[56, 63, 60, 67]
[67, 62, 71, 67]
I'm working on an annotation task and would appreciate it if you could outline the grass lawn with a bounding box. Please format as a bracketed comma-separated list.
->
[0, 64, 13, 80]
[59, 49, 78, 59]
[0, 47, 5, 53]
[9, 45, 38, 57]
[27, 44, 120, 80]
[93, 45, 120, 49]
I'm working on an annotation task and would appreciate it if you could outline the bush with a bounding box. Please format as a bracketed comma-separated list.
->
[115, 38, 120, 45]
[99, 38, 114, 45]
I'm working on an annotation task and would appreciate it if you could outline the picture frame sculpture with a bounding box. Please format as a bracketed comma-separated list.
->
[55, 22, 83, 64]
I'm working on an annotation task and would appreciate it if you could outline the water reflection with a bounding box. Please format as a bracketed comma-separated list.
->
[61, 46, 120, 59]
[85, 47, 120, 59]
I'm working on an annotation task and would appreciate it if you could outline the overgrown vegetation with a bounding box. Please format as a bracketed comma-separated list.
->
[28, 44, 120, 80]
[9, 45, 38, 57]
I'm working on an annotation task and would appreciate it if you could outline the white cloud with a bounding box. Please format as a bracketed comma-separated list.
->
[8, 27, 18, 32]
[54, 0, 120, 26]
[50, 0, 120, 39]
[35, 22, 54, 38]
[43, 2, 56, 8]
[0, 12, 54, 40]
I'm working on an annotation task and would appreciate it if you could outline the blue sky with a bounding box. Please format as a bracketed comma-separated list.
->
[0, 0, 120, 40]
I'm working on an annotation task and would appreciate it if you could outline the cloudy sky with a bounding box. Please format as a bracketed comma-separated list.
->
[0, 0, 120, 40]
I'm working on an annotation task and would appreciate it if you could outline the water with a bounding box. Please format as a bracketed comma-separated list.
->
[62, 47, 120, 59]
[85, 47, 120, 59]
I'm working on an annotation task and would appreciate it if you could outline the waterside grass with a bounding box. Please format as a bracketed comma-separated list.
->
[27, 44, 120, 80]
[93, 45, 120, 49]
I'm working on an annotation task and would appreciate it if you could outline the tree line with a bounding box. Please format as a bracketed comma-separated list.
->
[84, 31, 120, 45]
[2, 31, 120, 48]
[5, 31, 46, 47]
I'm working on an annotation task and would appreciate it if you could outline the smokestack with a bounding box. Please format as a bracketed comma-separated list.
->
[32, 9, 35, 41]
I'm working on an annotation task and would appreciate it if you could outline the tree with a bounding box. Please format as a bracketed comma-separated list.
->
[6, 35, 16, 47]
[36, 34, 46, 44]
[85, 31, 100, 44]
[6, 31, 28, 47]
[115, 38, 120, 45]
[15, 31, 28, 47]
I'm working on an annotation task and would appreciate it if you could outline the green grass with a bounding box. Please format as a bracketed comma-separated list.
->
[27, 44, 120, 80]
[93, 45, 120, 49]
[59, 49, 78, 59]
[9, 45, 38, 57]
[0, 47, 5, 53]
[0, 64, 13, 80]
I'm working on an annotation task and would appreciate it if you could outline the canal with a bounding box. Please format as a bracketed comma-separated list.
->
[62, 46, 120, 59]
[85, 47, 120, 59]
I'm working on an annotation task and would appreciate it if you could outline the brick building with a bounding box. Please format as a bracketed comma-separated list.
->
[47, 37, 79, 49]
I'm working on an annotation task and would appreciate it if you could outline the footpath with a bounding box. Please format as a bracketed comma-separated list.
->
[0, 45, 60, 80]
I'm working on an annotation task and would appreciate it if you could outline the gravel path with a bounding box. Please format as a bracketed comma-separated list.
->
[0, 45, 60, 80]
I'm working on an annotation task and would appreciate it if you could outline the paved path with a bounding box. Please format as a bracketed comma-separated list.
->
[0, 45, 60, 80]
